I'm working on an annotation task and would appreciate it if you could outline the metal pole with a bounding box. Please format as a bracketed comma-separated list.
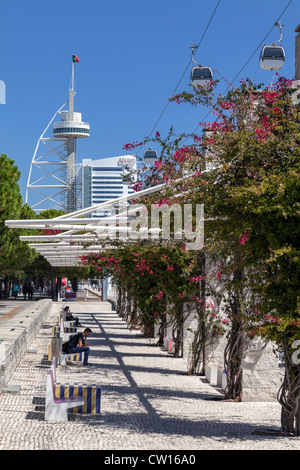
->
[71, 61, 74, 91]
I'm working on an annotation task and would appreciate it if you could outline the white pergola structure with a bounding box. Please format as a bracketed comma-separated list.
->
[7, 162, 209, 268]
[6, 181, 171, 268]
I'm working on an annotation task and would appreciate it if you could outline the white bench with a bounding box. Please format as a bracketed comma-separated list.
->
[222, 371, 228, 393]
[60, 317, 77, 331]
[48, 337, 82, 365]
[49, 359, 101, 415]
[45, 369, 85, 421]
[60, 351, 83, 366]
[59, 318, 77, 343]
[59, 315, 77, 329]
[206, 364, 218, 386]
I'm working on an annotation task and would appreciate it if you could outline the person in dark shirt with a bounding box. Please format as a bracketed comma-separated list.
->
[62, 328, 92, 366]
[63, 306, 82, 327]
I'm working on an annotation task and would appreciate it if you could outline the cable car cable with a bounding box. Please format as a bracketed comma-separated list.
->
[185, 0, 293, 141]
[136, 0, 222, 156]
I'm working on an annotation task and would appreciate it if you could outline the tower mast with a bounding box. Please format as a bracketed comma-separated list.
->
[26, 55, 90, 213]
[54, 55, 90, 213]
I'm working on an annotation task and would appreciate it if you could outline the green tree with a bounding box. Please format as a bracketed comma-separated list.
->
[0, 155, 37, 281]
[81, 240, 226, 362]
[140, 76, 300, 433]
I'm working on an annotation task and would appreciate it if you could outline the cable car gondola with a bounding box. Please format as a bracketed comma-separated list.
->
[190, 45, 213, 87]
[259, 22, 285, 71]
[190, 66, 213, 87]
[259, 45, 285, 70]
[144, 149, 157, 164]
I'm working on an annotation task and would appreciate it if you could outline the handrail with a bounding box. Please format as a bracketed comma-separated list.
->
[53, 121, 90, 127]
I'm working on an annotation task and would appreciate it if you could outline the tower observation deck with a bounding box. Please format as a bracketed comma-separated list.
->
[26, 56, 90, 213]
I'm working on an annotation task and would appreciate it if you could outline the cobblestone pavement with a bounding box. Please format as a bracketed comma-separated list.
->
[0, 301, 299, 451]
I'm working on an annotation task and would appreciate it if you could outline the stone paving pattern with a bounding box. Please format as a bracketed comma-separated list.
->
[0, 300, 300, 450]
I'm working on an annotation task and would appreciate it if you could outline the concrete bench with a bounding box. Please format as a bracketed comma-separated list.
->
[60, 317, 77, 332]
[51, 326, 77, 338]
[206, 364, 218, 386]
[217, 366, 228, 390]
[58, 314, 77, 329]
[50, 359, 101, 414]
[222, 371, 228, 393]
[45, 369, 85, 421]
[217, 366, 224, 387]
[52, 318, 77, 343]
[48, 336, 82, 366]
[60, 351, 83, 366]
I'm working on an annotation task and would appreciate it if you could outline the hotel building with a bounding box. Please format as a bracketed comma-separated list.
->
[81, 155, 136, 217]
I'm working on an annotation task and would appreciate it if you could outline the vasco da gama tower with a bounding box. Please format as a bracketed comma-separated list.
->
[26, 55, 90, 213]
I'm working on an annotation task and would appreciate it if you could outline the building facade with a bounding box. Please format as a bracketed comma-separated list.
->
[81, 155, 136, 217]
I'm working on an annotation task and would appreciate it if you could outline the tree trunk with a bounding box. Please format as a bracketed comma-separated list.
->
[278, 339, 300, 434]
[223, 260, 245, 401]
[71, 277, 78, 292]
[172, 304, 184, 358]
[50, 268, 57, 301]
[224, 317, 244, 400]
[188, 261, 207, 375]
[188, 307, 206, 375]
[121, 285, 126, 318]
[124, 289, 132, 322]
[4, 276, 9, 298]
[157, 314, 166, 346]
[132, 298, 138, 322]
[116, 285, 122, 315]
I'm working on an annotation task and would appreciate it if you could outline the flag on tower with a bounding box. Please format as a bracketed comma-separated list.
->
[72, 55, 80, 63]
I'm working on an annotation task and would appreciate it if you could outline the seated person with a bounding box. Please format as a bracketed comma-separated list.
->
[62, 328, 92, 366]
[63, 306, 82, 327]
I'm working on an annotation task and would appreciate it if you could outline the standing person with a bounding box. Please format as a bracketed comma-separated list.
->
[23, 282, 28, 299]
[28, 282, 34, 300]
[12, 283, 19, 299]
[62, 328, 92, 366]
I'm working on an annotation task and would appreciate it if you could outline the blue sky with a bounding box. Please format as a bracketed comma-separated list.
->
[0, 0, 298, 202]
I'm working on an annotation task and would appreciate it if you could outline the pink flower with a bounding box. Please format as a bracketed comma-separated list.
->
[133, 182, 143, 192]
[239, 231, 250, 245]
[122, 141, 143, 151]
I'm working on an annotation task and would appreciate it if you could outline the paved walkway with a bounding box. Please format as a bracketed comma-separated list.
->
[0, 300, 299, 451]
